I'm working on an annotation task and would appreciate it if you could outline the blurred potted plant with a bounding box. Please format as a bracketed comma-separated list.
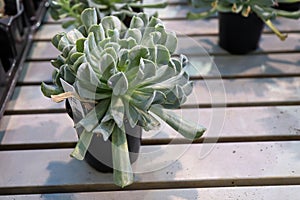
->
[0, 60, 8, 119]
[187, 0, 300, 54]
[23, 0, 50, 29]
[49, 0, 167, 28]
[41, 8, 206, 187]
[0, 0, 30, 119]
[0, 0, 30, 71]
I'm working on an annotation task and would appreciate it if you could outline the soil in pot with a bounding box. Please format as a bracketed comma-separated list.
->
[275, 2, 300, 11]
[218, 12, 264, 54]
[65, 100, 142, 173]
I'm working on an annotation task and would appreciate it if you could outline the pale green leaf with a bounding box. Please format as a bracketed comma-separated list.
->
[87, 32, 101, 59]
[57, 35, 71, 52]
[99, 54, 116, 81]
[101, 47, 118, 62]
[137, 13, 149, 27]
[150, 106, 206, 140]
[110, 95, 125, 128]
[112, 126, 133, 188]
[71, 129, 94, 160]
[66, 29, 84, 44]
[156, 44, 170, 65]
[84, 39, 99, 72]
[108, 72, 128, 96]
[124, 101, 139, 128]
[137, 109, 160, 131]
[77, 63, 101, 87]
[70, 52, 84, 64]
[52, 33, 65, 48]
[76, 99, 110, 132]
[128, 45, 149, 67]
[101, 16, 122, 35]
[75, 80, 111, 100]
[125, 28, 142, 44]
[165, 31, 177, 54]
[41, 82, 63, 98]
[81, 8, 98, 30]
[88, 24, 105, 42]
[129, 16, 144, 29]
[150, 90, 166, 105]
[93, 120, 115, 141]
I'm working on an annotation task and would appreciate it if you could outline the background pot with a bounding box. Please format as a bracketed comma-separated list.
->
[3, 0, 18, 16]
[66, 100, 142, 173]
[0, 4, 30, 72]
[23, 0, 49, 29]
[218, 12, 264, 54]
[0, 61, 8, 113]
[123, 7, 143, 27]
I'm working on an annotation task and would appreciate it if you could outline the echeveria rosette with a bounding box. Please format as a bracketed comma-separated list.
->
[50, 0, 167, 28]
[41, 9, 206, 188]
[187, 0, 300, 40]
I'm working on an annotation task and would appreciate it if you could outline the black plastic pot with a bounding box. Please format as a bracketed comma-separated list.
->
[218, 12, 264, 54]
[3, 0, 18, 16]
[65, 100, 142, 173]
[0, 3, 31, 120]
[0, 4, 30, 72]
[23, 0, 49, 29]
[0, 61, 8, 110]
[275, 2, 300, 11]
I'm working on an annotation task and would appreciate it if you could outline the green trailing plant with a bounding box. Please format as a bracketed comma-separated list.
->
[187, 0, 300, 40]
[41, 8, 206, 187]
[50, 0, 167, 28]
[0, 0, 4, 18]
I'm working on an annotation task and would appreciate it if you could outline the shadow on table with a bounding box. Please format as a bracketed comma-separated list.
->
[42, 158, 112, 200]
[40, 194, 75, 200]
[42, 143, 198, 200]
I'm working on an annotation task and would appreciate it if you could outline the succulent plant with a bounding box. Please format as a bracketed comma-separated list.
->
[41, 8, 206, 187]
[187, 0, 300, 40]
[50, 0, 167, 28]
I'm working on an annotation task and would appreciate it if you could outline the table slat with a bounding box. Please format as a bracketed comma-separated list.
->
[0, 141, 300, 194]
[1, 186, 300, 200]
[19, 53, 300, 84]
[1, 106, 300, 147]
[27, 33, 300, 60]
[18, 62, 53, 84]
[7, 77, 300, 111]
[35, 18, 300, 40]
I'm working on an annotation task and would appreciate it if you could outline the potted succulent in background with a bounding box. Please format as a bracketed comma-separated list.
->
[41, 8, 206, 187]
[23, 0, 50, 29]
[49, 0, 167, 28]
[187, 0, 300, 54]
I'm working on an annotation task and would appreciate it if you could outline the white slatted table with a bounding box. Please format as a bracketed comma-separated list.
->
[1, 1, 300, 199]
